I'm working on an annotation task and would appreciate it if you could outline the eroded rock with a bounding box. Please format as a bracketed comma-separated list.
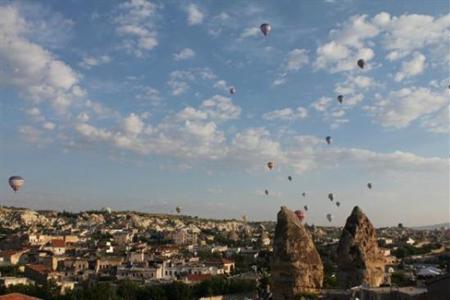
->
[271, 206, 323, 299]
[337, 206, 386, 288]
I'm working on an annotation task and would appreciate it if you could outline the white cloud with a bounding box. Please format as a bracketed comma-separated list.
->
[75, 123, 113, 142]
[283, 135, 448, 174]
[84, 99, 117, 119]
[213, 80, 229, 92]
[328, 148, 448, 174]
[351, 75, 374, 88]
[177, 96, 240, 122]
[186, 3, 204, 25]
[285, 49, 309, 71]
[365, 87, 447, 129]
[177, 107, 208, 121]
[73, 95, 239, 159]
[77, 112, 90, 122]
[26, 107, 42, 118]
[114, 0, 159, 57]
[331, 110, 345, 118]
[394, 52, 426, 82]
[6, 4, 448, 188]
[334, 75, 374, 106]
[420, 105, 449, 134]
[379, 13, 450, 63]
[207, 12, 230, 36]
[311, 97, 332, 112]
[272, 77, 287, 86]
[135, 86, 161, 106]
[167, 68, 217, 96]
[315, 15, 378, 72]
[184, 120, 218, 139]
[19, 125, 47, 144]
[42, 121, 56, 130]
[121, 113, 144, 136]
[310, 93, 355, 128]
[329, 118, 349, 130]
[273, 49, 309, 85]
[231, 128, 284, 163]
[79, 55, 111, 69]
[168, 78, 189, 96]
[239, 27, 260, 39]
[174, 48, 195, 61]
[316, 12, 450, 73]
[263, 107, 308, 121]
[199, 95, 241, 122]
[0, 4, 80, 114]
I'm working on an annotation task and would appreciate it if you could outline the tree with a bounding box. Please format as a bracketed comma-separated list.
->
[164, 282, 192, 300]
[391, 272, 411, 287]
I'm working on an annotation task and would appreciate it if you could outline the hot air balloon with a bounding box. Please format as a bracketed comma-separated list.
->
[326, 213, 333, 223]
[357, 59, 365, 69]
[294, 210, 305, 222]
[176, 206, 181, 214]
[229, 87, 236, 95]
[398, 223, 403, 229]
[288, 176, 292, 181]
[367, 183, 372, 189]
[336, 201, 340, 207]
[9, 176, 24, 192]
[325, 136, 332, 145]
[267, 161, 274, 170]
[265, 189, 269, 196]
[328, 193, 334, 201]
[302, 192, 306, 197]
[304, 205, 309, 211]
[337, 95, 343, 104]
[260, 23, 271, 36]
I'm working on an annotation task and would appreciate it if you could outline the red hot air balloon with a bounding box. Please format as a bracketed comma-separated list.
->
[295, 210, 305, 222]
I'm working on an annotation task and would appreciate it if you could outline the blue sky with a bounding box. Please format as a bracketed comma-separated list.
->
[0, 0, 449, 226]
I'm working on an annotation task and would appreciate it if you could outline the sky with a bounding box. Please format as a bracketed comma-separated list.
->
[0, 0, 449, 227]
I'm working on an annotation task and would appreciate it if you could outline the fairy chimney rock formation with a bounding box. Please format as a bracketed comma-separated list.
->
[337, 206, 386, 288]
[271, 206, 324, 300]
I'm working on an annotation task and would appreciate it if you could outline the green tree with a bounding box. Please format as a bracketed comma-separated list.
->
[391, 271, 411, 287]
[164, 281, 192, 300]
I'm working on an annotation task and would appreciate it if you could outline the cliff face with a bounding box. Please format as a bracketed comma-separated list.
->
[336, 206, 386, 288]
[271, 207, 323, 300]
